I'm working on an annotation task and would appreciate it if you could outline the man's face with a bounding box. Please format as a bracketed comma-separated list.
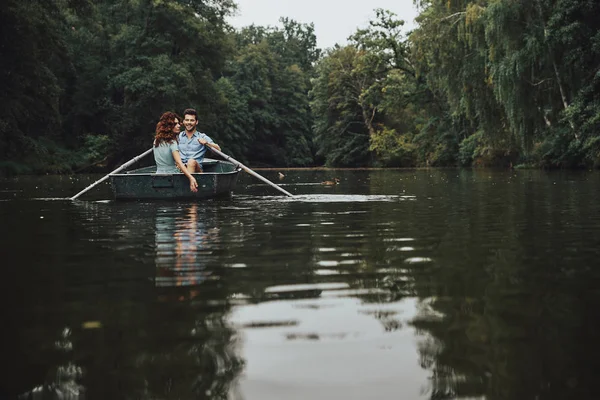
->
[183, 114, 198, 132]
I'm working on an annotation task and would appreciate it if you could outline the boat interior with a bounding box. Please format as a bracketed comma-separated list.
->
[126, 158, 238, 174]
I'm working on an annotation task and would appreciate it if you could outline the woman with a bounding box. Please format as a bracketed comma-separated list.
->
[154, 111, 198, 193]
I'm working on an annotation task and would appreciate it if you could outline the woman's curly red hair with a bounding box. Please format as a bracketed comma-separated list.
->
[154, 111, 182, 147]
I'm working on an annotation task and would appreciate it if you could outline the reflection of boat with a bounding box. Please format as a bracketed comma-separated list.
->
[154, 203, 225, 303]
[110, 158, 241, 200]
[155, 204, 212, 291]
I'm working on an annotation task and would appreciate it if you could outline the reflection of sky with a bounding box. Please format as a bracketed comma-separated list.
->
[231, 297, 428, 400]
[155, 204, 213, 288]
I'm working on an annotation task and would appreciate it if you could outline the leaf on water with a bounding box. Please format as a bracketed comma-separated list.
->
[82, 321, 102, 329]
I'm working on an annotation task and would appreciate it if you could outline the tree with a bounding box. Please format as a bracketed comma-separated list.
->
[223, 20, 318, 166]
[0, 0, 71, 173]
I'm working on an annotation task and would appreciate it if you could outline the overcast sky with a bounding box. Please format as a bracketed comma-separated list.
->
[227, 0, 419, 49]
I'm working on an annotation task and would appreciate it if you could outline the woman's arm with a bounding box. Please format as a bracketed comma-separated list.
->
[172, 150, 198, 192]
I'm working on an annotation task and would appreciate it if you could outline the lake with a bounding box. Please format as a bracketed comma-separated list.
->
[1, 168, 599, 400]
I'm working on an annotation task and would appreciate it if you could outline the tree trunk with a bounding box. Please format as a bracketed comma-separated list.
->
[361, 106, 377, 137]
[536, 0, 578, 138]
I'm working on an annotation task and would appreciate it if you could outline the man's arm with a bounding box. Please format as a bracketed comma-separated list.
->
[205, 141, 221, 151]
[198, 138, 221, 151]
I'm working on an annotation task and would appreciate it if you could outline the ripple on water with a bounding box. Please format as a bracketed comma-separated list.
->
[317, 260, 340, 267]
[314, 269, 346, 276]
[404, 257, 433, 264]
[385, 246, 416, 252]
[252, 194, 408, 203]
[265, 283, 350, 293]
[227, 263, 247, 268]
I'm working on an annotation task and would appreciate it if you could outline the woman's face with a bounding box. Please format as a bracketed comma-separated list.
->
[172, 118, 181, 134]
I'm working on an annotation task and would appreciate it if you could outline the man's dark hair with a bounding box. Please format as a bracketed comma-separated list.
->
[183, 108, 198, 120]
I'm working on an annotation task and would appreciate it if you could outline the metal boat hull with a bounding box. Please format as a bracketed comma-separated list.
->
[110, 159, 241, 200]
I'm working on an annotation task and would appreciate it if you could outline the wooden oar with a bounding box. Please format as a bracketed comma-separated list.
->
[208, 147, 294, 197]
[70, 148, 153, 200]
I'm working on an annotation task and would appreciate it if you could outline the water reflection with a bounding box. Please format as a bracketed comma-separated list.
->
[225, 195, 431, 399]
[141, 203, 244, 399]
[155, 203, 217, 293]
[403, 170, 600, 400]
[8, 201, 245, 400]
[18, 328, 84, 400]
[229, 170, 600, 400]
[2, 169, 600, 399]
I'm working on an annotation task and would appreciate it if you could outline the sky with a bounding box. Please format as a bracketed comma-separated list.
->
[227, 0, 419, 49]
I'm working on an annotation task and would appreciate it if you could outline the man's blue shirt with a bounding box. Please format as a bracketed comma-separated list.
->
[178, 131, 214, 163]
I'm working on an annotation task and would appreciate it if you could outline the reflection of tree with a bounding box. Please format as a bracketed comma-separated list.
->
[405, 171, 600, 400]
[133, 203, 245, 399]
[17, 328, 85, 399]
[130, 310, 244, 399]
[7, 170, 600, 399]
[11, 202, 244, 400]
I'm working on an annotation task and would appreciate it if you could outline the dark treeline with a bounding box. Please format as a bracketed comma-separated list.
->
[1, 0, 598, 174]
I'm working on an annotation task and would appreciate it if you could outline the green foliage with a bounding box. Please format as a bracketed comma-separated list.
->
[80, 134, 112, 164]
[0, 161, 34, 176]
[534, 127, 600, 169]
[458, 130, 484, 166]
[212, 77, 251, 163]
[311, 9, 462, 167]
[413, 116, 460, 166]
[2, 1, 599, 172]
[224, 20, 318, 166]
[370, 126, 416, 167]
[0, 133, 112, 176]
[411, 0, 600, 168]
[310, 46, 374, 167]
[1, 0, 237, 172]
[458, 129, 518, 167]
[0, 0, 68, 162]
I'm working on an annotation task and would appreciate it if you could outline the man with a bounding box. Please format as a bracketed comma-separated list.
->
[178, 108, 221, 172]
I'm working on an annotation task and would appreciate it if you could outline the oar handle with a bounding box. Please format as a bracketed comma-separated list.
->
[70, 148, 153, 200]
[208, 148, 294, 197]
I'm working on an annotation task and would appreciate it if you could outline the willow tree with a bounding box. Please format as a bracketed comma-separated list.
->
[533, 0, 600, 166]
[410, 0, 519, 167]
[412, 0, 600, 167]
[481, 0, 577, 153]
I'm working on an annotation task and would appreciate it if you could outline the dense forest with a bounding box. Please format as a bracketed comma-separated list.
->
[1, 0, 598, 174]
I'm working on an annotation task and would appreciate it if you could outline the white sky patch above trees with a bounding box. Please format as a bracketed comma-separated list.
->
[227, 0, 419, 49]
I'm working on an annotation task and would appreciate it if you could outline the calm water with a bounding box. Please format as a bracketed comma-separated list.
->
[1, 169, 600, 400]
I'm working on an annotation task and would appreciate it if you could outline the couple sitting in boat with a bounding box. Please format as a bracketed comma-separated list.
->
[153, 108, 221, 193]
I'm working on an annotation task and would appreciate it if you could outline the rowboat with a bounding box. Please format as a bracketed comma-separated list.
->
[110, 158, 241, 200]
